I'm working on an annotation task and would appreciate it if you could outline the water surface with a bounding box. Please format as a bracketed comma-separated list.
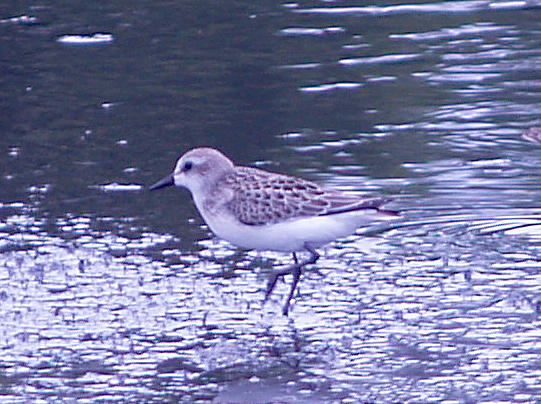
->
[1, 1, 541, 402]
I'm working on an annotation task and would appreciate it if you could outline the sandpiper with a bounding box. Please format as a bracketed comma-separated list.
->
[150, 147, 397, 315]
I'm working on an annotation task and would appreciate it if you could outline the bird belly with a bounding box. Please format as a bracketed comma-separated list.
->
[201, 209, 388, 252]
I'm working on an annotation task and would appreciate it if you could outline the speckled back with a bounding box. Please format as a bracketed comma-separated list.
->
[221, 166, 387, 226]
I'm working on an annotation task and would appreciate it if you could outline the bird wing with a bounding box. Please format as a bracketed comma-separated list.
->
[221, 166, 391, 226]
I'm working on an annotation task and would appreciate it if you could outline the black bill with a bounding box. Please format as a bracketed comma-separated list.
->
[149, 173, 174, 191]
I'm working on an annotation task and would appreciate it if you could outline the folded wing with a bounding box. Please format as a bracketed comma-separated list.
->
[222, 167, 394, 226]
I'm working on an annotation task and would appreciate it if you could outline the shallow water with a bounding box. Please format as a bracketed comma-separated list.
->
[2, 1, 541, 403]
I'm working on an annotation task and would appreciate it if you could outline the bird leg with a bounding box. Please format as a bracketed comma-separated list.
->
[263, 244, 320, 315]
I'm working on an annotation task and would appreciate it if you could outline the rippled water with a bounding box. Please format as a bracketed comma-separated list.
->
[2, 1, 541, 403]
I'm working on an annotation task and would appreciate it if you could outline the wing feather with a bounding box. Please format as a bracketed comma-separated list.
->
[221, 166, 391, 226]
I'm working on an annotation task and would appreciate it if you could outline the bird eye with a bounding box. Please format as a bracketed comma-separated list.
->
[183, 161, 193, 171]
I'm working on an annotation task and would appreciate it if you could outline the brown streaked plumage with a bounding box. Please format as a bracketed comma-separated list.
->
[222, 166, 392, 225]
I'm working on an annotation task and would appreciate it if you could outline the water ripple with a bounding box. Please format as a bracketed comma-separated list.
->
[293, 1, 541, 16]
[339, 54, 420, 66]
[299, 82, 362, 93]
[391, 23, 512, 41]
[2, 192, 540, 402]
[3, 1, 541, 402]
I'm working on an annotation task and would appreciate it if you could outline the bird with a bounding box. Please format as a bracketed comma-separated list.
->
[149, 147, 397, 315]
